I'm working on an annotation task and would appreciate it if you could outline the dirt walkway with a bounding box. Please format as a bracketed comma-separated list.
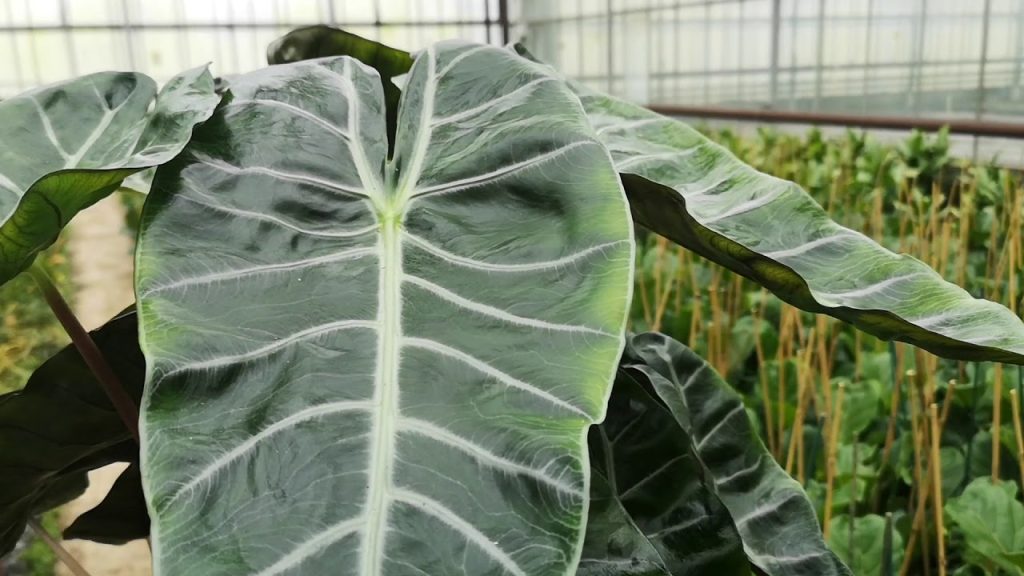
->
[58, 196, 151, 576]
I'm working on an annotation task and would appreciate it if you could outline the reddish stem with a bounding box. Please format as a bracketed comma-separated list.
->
[30, 264, 140, 444]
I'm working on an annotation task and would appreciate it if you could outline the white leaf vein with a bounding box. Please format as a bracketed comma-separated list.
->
[399, 417, 584, 496]
[403, 337, 590, 418]
[392, 489, 528, 576]
[410, 141, 596, 199]
[404, 233, 627, 273]
[164, 319, 377, 376]
[163, 400, 373, 508]
[143, 246, 376, 296]
[404, 274, 612, 336]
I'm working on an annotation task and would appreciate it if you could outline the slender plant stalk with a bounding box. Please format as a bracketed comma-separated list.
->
[938, 218, 952, 279]
[848, 440, 858, 566]
[994, 363, 1005, 482]
[822, 382, 845, 540]
[636, 247, 652, 326]
[902, 376, 958, 576]
[939, 380, 956, 431]
[29, 518, 93, 576]
[652, 236, 666, 317]
[29, 263, 140, 443]
[956, 188, 972, 288]
[901, 369, 928, 576]
[651, 244, 679, 334]
[1011, 388, 1024, 491]
[753, 291, 776, 455]
[930, 404, 946, 576]
[883, 512, 895, 576]
[672, 249, 686, 317]
[777, 306, 795, 456]
[785, 338, 815, 476]
[880, 358, 904, 470]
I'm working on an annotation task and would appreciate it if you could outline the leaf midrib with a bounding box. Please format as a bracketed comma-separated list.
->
[360, 45, 437, 575]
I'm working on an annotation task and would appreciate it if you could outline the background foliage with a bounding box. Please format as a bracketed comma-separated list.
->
[631, 124, 1024, 575]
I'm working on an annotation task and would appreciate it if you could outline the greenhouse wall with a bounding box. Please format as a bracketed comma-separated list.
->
[517, 0, 1024, 121]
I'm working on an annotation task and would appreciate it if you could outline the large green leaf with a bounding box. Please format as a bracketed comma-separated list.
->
[946, 478, 1024, 574]
[826, 515, 903, 576]
[0, 309, 142, 558]
[581, 369, 751, 575]
[621, 332, 851, 576]
[0, 66, 219, 285]
[259, 29, 1024, 364]
[569, 81, 1024, 364]
[268, 26, 414, 153]
[136, 44, 633, 575]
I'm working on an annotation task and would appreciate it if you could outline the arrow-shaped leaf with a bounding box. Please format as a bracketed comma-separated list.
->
[0, 66, 219, 285]
[136, 44, 633, 575]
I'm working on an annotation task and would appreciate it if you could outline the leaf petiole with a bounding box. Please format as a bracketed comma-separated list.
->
[28, 518, 95, 576]
[28, 262, 140, 443]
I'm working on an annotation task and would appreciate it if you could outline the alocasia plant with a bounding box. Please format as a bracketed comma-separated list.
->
[4, 25, 1024, 576]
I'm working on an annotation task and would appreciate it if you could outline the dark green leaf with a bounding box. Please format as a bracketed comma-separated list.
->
[581, 369, 751, 575]
[64, 463, 148, 545]
[0, 309, 142, 558]
[136, 45, 633, 575]
[579, 471, 673, 576]
[621, 332, 851, 576]
[0, 66, 219, 285]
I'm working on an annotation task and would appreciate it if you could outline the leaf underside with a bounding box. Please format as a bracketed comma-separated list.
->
[0, 66, 219, 286]
[0, 309, 141, 558]
[136, 44, 632, 575]
[571, 84, 1024, 364]
[621, 333, 852, 576]
[581, 369, 751, 575]
[64, 463, 149, 545]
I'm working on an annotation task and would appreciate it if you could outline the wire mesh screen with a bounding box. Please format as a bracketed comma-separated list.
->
[0, 0, 506, 97]
[517, 0, 1024, 122]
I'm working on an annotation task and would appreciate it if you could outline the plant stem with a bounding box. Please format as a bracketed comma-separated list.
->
[883, 512, 895, 576]
[1011, 388, 1024, 491]
[994, 363, 1004, 483]
[28, 518, 93, 576]
[822, 381, 845, 540]
[29, 263, 140, 443]
[930, 404, 946, 576]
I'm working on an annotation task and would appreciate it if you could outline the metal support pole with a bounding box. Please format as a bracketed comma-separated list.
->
[606, 0, 613, 93]
[484, 0, 492, 44]
[120, 0, 136, 70]
[498, 0, 511, 45]
[862, 0, 874, 114]
[975, 0, 993, 160]
[977, 0, 993, 120]
[909, 0, 927, 113]
[814, 0, 825, 111]
[1014, 0, 1024, 96]
[769, 0, 781, 106]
